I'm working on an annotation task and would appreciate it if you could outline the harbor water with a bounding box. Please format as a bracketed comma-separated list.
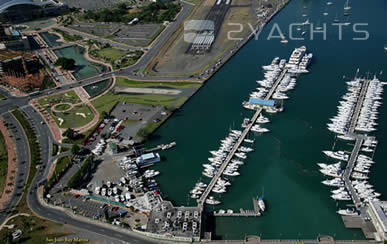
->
[146, 0, 387, 240]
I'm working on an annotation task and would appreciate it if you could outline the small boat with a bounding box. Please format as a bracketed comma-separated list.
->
[244, 139, 254, 144]
[205, 196, 221, 205]
[191, 194, 199, 199]
[326, 1, 333, 6]
[280, 38, 288, 44]
[333, 13, 340, 23]
[258, 196, 265, 212]
[337, 208, 358, 216]
[344, 0, 351, 11]
[384, 44, 387, 51]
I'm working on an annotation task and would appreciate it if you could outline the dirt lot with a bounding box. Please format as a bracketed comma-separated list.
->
[147, 0, 260, 76]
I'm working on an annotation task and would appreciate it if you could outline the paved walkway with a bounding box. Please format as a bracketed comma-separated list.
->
[0, 120, 18, 209]
[0, 213, 30, 231]
[73, 87, 100, 133]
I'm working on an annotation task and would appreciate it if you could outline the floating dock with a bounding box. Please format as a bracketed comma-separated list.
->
[213, 197, 262, 217]
[198, 69, 288, 208]
[348, 78, 370, 133]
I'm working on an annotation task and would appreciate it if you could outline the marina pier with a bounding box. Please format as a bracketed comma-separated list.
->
[348, 79, 371, 133]
[343, 136, 364, 207]
[213, 197, 261, 217]
[197, 69, 288, 208]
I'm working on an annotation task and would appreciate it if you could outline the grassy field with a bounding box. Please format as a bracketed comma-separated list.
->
[50, 156, 72, 183]
[115, 77, 201, 89]
[89, 48, 143, 70]
[95, 47, 124, 60]
[52, 104, 94, 129]
[54, 104, 71, 111]
[52, 144, 58, 156]
[52, 28, 82, 42]
[91, 92, 179, 115]
[0, 131, 8, 198]
[0, 215, 70, 244]
[39, 91, 94, 129]
[38, 91, 81, 106]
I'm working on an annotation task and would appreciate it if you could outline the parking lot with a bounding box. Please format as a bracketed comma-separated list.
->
[70, 22, 163, 46]
[60, 0, 124, 10]
[111, 102, 167, 141]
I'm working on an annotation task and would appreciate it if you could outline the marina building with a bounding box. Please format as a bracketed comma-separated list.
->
[367, 201, 387, 241]
[145, 201, 201, 242]
[248, 97, 275, 109]
[136, 152, 161, 168]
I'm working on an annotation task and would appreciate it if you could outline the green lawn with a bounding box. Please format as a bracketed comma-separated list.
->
[91, 92, 179, 115]
[52, 143, 58, 156]
[38, 91, 81, 106]
[89, 48, 143, 70]
[0, 215, 69, 244]
[0, 131, 8, 198]
[52, 104, 94, 129]
[96, 47, 125, 60]
[50, 156, 72, 182]
[54, 104, 71, 111]
[52, 28, 82, 42]
[115, 77, 201, 89]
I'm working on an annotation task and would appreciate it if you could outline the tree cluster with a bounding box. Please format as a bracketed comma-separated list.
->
[54, 57, 76, 70]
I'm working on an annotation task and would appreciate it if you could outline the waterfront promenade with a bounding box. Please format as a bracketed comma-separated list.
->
[198, 68, 288, 208]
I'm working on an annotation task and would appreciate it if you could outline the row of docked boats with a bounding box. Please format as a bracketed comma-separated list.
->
[190, 48, 313, 207]
[320, 72, 385, 217]
[327, 74, 384, 136]
[189, 129, 255, 204]
[243, 46, 312, 113]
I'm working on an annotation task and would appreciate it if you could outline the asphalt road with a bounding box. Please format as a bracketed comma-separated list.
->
[0, 112, 30, 224]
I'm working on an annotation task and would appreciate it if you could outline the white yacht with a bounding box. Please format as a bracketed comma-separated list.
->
[206, 196, 221, 205]
[235, 152, 247, 159]
[258, 196, 265, 212]
[251, 125, 270, 133]
[244, 139, 254, 143]
[320, 168, 343, 178]
[317, 162, 341, 169]
[331, 193, 351, 201]
[323, 150, 349, 161]
[337, 208, 358, 216]
[322, 178, 344, 187]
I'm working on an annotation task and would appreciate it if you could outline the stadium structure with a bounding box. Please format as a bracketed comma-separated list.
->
[0, 0, 67, 22]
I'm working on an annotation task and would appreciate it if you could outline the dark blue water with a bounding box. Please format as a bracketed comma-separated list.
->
[146, 0, 387, 240]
